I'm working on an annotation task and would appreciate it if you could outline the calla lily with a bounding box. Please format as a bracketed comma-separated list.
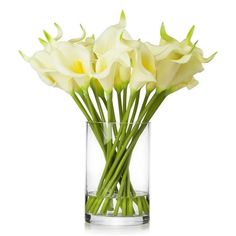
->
[94, 48, 130, 92]
[21, 50, 77, 93]
[43, 72, 77, 93]
[158, 53, 204, 93]
[167, 46, 212, 92]
[28, 50, 56, 86]
[129, 43, 156, 91]
[146, 24, 217, 92]
[114, 65, 131, 92]
[50, 41, 93, 89]
[146, 24, 194, 62]
[90, 78, 105, 98]
[94, 62, 118, 92]
[93, 11, 131, 57]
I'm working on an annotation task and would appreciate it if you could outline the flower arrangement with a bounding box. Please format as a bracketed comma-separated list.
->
[20, 11, 216, 221]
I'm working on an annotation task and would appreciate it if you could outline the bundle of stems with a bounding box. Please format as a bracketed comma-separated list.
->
[71, 85, 167, 216]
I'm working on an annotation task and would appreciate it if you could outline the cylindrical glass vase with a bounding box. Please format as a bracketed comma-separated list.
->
[85, 122, 150, 226]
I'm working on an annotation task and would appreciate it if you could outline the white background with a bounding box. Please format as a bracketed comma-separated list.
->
[0, 0, 235, 235]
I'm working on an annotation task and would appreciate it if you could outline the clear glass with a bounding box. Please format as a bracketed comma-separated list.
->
[85, 122, 150, 226]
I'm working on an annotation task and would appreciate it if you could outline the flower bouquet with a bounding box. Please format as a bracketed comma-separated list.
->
[20, 11, 216, 225]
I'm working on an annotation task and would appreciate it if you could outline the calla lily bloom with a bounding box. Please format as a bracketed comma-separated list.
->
[23, 50, 77, 93]
[51, 42, 93, 89]
[146, 24, 217, 92]
[94, 48, 130, 92]
[93, 11, 131, 57]
[129, 42, 156, 91]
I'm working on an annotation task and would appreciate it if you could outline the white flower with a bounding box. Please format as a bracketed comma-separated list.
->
[93, 11, 131, 57]
[36, 25, 94, 90]
[114, 65, 131, 92]
[94, 48, 130, 92]
[20, 14, 216, 97]
[50, 41, 93, 89]
[93, 11, 133, 93]
[129, 42, 157, 91]
[146, 24, 217, 92]
[25, 50, 77, 93]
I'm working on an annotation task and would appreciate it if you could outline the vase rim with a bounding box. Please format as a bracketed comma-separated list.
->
[86, 121, 151, 125]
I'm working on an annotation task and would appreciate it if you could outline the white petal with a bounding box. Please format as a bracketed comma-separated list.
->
[146, 42, 187, 61]
[129, 43, 156, 91]
[186, 78, 199, 89]
[96, 49, 130, 73]
[48, 72, 75, 93]
[156, 60, 180, 91]
[73, 75, 91, 89]
[114, 65, 131, 92]
[93, 49, 130, 91]
[50, 42, 92, 88]
[93, 12, 131, 56]
[170, 56, 204, 88]
[29, 50, 55, 73]
[94, 63, 118, 92]
[53, 42, 91, 69]
[118, 65, 130, 83]
[171, 53, 192, 64]
[37, 72, 56, 86]
[130, 66, 156, 91]
[138, 44, 156, 74]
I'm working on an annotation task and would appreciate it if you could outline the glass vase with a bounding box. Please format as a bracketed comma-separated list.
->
[85, 122, 150, 226]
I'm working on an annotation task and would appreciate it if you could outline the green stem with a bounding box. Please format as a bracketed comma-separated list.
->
[123, 87, 127, 113]
[118, 90, 139, 148]
[113, 150, 133, 216]
[101, 134, 141, 195]
[140, 90, 151, 112]
[121, 174, 127, 216]
[117, 91, 123, 122]
[71, 92, 106, 156]
[96, 92, 158, 192]
[137, 197, 143, 215]
[92, 89, 106, 122]
[113, 168, 128, 215]
[85, 90, 101, 122]
[106, 92, 113, 159]
[98, 92, 167, 197]
[101, 96, 107, 109]
[127, 91, 140, 134]
[90, 158, 129, 214]
[71, 92, 92, 121]
[126, 172, 133, 216]
[141, 197, 149, 214]
[98, 91, 166, 213]
[111, 103, 118, 136]
[95, 92, 137, 192]
[87, 90, 167, 216]
[83, 91, 107, 156]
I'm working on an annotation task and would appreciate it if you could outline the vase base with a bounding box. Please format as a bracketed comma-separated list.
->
[85, 213, 149, 226]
